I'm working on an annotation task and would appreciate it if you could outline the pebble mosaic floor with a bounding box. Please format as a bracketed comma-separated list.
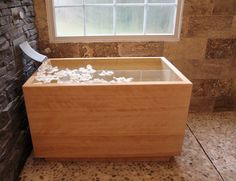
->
[19, 112, 236, 181]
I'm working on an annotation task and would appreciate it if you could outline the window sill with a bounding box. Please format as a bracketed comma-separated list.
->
[49, 35, 181, 43]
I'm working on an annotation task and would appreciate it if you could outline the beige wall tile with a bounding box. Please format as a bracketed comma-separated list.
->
[164, 38, 207, 60]
[206, 39, 236, 59]
[189, 97, 215, 112]
[187, 16, 233, 37]
[172, 58, 235, 80]
[192, 79, 234, 97]
[214, 96, 236, 111]
[184, 0, 214, 16]
[118, 42, 164, 57]
[213, 0, 236, 15]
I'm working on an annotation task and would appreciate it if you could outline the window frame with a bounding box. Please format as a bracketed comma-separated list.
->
[45, 0, 184, 43]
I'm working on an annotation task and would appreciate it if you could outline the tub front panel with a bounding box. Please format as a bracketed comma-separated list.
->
[23, 83, 192, 159]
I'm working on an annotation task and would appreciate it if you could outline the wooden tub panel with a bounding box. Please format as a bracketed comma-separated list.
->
[23, 83, 192, 158]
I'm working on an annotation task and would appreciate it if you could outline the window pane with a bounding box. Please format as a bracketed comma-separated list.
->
[146, 5, 175, 34]
[55, 7, 84, 36]
[86, 6, 113, 35]
[54, 0, 82, 6]
[148, 0, 176, 3]
[117, 0, 144, 3]
[85, 0, 113, 4]
[116, 6, 144, 35]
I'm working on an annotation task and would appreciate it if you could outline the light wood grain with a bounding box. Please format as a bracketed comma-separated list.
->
[23, 57, 192, 159]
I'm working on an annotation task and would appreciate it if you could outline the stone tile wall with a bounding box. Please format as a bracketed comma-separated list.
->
[0, 0, 38, 180]
[34, 0, 236, 112]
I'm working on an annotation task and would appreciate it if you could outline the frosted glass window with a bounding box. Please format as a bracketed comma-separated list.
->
[54, 7, 84, 36]
[146, 6, 176, 34]
[85, 0, 113, 4]
[117, 0, 144, 3]
[148, 0, 176, 3]
[116, 6, 144, 34]
[54, 0, 82, 6]
[49, 0, 183, 41]
[86, 6, 113, 35]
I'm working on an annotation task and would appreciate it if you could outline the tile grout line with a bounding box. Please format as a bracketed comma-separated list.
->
[187, 124, 225, 181]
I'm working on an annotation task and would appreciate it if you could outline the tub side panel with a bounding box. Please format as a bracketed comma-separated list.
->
[23, 84, 192, 158]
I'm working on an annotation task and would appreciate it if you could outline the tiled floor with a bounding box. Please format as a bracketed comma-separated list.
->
[19, 112, 236, 181]
[188, 112, 236, 181]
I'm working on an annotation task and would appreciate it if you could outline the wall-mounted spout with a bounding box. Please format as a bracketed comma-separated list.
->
[19, 41, 47, 63]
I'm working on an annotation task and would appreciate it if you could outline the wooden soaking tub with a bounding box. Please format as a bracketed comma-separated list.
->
[23, 57, 192, 160]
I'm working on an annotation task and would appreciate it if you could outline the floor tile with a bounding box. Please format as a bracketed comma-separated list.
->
[188, 112, 236, 181]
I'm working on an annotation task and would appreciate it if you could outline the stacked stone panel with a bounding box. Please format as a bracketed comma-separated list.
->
[0, 0, 38, 180]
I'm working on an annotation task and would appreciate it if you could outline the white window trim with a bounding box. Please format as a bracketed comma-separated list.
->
[45, 0, 184, 43]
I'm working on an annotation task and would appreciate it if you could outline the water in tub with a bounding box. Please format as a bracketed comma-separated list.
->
[33, 61, 172, 84]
